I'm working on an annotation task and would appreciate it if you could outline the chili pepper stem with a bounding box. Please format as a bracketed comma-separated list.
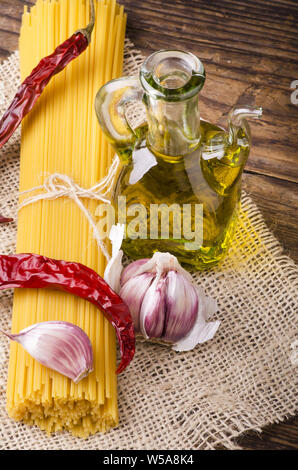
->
[76, 0, 95, 43]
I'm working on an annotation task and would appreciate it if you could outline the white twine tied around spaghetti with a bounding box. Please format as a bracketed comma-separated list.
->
[18, 156, 120, 261]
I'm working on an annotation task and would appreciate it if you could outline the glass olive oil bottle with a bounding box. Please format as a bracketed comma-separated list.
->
[95, 50, 262, 270]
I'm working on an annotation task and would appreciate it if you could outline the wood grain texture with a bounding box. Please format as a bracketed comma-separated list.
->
[0, 0, 297, 451]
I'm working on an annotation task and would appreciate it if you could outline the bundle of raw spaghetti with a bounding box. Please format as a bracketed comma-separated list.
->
[7, 0, 126, 437]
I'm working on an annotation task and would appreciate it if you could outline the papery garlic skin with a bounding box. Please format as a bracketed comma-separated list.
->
[2, 321, 93, 383]
[172, 289, 219, 351]
[133, 252, 194, 284]
[104, 223, 125, 292]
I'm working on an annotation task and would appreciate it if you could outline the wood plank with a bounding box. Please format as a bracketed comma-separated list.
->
[122, 0, 298, 183]
[236, 416, 298, 450]
[242, 172, 298, 262]
[0, 1, 32, 60]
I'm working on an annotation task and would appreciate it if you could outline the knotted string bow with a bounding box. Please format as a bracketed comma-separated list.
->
[19, 157, 120, 261]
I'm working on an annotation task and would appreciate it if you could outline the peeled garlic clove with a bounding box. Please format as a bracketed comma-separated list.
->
[140, 276, 167, 339]
[119, 272, 154, 332]
[1, 321, 93, 383]
[163, 271, 198, 342]
[120, 259, 149, 287]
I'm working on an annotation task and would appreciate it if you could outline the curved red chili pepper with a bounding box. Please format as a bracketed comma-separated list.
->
[0, 253, 135, 374]
[0, 0, 95, 150]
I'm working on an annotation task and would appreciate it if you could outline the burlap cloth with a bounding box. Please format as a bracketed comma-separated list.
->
[0, 40, 297, 450]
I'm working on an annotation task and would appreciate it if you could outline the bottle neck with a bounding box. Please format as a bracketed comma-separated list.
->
[139, 50, 205, 157]
[145, 92, 201, 157]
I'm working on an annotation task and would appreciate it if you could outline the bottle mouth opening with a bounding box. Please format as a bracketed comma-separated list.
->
[140, 50, 205, 101]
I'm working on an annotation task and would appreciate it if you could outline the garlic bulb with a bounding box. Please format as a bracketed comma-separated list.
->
[104, 224, 220, 351]
[1, 321, 93, 383]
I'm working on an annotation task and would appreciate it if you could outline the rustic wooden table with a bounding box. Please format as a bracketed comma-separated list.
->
[0, 0, 297, 450]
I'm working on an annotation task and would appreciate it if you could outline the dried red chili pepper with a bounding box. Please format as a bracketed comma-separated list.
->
[0, 0, 95, 150]
[0, 253, 135, 374]
[0, 216, 13, 224]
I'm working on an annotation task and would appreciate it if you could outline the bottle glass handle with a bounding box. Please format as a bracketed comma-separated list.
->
[95, 76, 144, 161]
